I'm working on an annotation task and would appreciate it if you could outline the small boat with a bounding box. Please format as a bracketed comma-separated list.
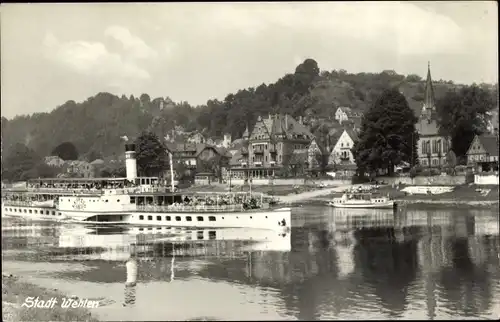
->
[328, 192, 396, 209]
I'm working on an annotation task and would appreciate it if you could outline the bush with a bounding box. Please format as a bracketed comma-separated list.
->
[430, 168, 441, 176]
[351, 175, 370, 184]
[465, 170, 475, 184]
[409, 167, 418, 178]
[420, 169, 431, 176]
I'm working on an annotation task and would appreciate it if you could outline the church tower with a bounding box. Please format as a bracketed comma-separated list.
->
[421, 61, 436, 117]
[416, 61, 450, 168]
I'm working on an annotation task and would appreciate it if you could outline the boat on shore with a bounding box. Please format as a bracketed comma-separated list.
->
[328, 192, 396, 209]
[2, 143, 291, 231]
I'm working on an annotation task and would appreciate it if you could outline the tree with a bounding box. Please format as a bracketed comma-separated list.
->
[84, 149, 103, 162]
[314, 151, 329, 174]
[352, 88, 419, 176]
[51, 142, 79, 160]
[1, 143, 43, 182]
[436, 85, 496, 158]
[135, 132, 168, 177]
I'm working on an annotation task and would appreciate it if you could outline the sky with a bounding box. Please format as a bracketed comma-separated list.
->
[1, 1, 498, 119]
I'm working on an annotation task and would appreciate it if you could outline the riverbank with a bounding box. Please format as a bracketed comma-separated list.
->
[180, 183, 498, 209]
[2, 274, 99, 322]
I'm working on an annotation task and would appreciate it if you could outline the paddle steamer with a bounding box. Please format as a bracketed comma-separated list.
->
[2, 144, 291, 231]
[328, 191, 396, 209]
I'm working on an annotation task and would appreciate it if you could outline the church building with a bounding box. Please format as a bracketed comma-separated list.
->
[416, 62, 451, 168]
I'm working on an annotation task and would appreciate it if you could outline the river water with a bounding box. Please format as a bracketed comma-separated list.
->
[2, 206, 499, 320]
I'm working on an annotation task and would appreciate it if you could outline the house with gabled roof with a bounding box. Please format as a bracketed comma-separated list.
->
[466, 134, 499, 171]
[187, 132, 206, 144]
[327, 129, 359, 177]
[329, 129, 358, 166]
[335, 106, 362, 124]
[231, 113, 314, 179]
[165, 142, 229, 170]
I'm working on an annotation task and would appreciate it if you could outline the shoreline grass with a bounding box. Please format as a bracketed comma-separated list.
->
[2, 275, 99, 322]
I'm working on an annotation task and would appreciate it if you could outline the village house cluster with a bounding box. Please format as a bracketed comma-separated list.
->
[42, 64, 499, 182]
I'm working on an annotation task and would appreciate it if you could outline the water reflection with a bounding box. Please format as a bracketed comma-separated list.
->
[2, 206, 499, 320]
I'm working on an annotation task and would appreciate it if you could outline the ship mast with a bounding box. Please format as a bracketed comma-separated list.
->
[169, 151, 175, 192]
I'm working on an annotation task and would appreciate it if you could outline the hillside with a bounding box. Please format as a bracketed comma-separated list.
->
[0, 59, 480, 162]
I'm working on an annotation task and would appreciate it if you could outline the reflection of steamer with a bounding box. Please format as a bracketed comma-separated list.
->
[57, 227, 292, 261]
[2, 143, 291, 231]
[331, 208, 396, 231]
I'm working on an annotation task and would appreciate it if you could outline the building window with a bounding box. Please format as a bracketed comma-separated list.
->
[156, 216, 161, 221]
[166, 216, 171, 221]
[175, 216, 181, 221]
[197, 216, 204, 221]
[209, 216, 216, 222]
[139, 215, 144, 220]
[148, 215, 152, 220]
[186, 216, 192, 221]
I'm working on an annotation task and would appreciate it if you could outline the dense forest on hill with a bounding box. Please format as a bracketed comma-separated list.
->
[1, 59, 495, 162]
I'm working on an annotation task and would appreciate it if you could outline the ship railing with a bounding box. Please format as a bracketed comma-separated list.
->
[2, 200, 35, 207]
[26, 188, 104, 195]
[135, 204, 248, 213]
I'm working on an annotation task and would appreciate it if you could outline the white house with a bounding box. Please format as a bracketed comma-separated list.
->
[44, 156, 66, 167]
[334, 107, 359, 124]
[222, 133, 232, 148]
[329, 129, 358, 165]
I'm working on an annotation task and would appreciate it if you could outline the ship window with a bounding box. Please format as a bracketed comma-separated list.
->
[52, 211, 55, 215]
[156, 216, 161, 221]
[58, 213, 61, 216]
[24, 209, 27, 213]
[186, 216, 192, 221]
[139, 215, 144, 220]
[208, 216, 216, 222]
[13, 209, 16, 212]
[105, 200, 108, 203]
[250, 216, 252, 219]
[175, 216, 181, 221]
[139, 228, 143, 231]
[46, 210, 50, 215]
[34, 210, 38, 214]
[117, 199, 120, 202]
[197, 216, 204, 221]
[29, 210, 32, 214]
[130, 197, 136, 204]
[147, 215, 152, 220]
[166, 216, 171, 221]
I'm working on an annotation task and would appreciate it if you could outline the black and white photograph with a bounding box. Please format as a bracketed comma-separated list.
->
[1, 1, 499, 321]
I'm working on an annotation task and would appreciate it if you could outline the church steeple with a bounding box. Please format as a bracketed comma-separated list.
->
[423, 61, 435, 111]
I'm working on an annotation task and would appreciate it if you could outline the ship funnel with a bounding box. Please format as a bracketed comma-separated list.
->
[125, 144, 137, 182]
